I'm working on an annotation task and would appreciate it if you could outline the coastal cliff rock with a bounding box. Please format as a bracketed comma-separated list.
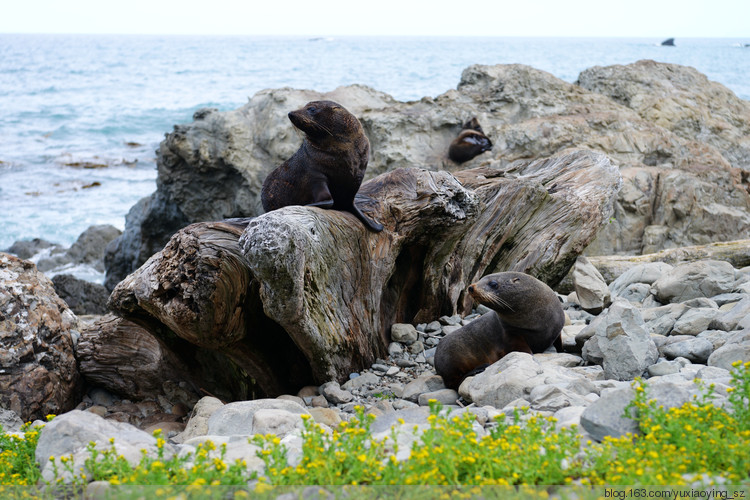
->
[578, 59, 750, 171]
[108, 150, 620, 398]
[0, 253, 83, 421]
[104, 61, 750, 288]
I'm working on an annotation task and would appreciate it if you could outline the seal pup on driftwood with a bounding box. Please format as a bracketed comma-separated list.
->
[448, 117, 493, 164]
[261, 100, 383, 232]
[434, 271, 564, 389]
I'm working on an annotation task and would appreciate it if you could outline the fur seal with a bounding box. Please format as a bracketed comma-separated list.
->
[434, 272, 564, 389]
[261, 100, 383, 232]
[448, 117, 492, 164]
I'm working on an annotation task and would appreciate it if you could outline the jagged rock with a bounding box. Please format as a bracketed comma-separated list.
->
[51, 274, 109, 315]
[582, 299, 658, 380]
[608, 262, 673, 298]
[578, 59, 750, 171]
[573, 256, 611, 314]
[0, 253, 83, 421]
[710, 297, 750, 331]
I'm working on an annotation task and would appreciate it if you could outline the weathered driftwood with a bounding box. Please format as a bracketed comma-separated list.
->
[109, 149, 620, 399]
[77, 314, 196, 400]
[557, 239, 750, 292]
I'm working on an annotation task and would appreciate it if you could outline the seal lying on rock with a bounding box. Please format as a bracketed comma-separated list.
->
[448, 117, 492, 164]
[261, 100, 383, 232]
[434, 272, 564, 389]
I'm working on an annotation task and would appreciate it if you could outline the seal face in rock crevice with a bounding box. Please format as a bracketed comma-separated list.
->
[261, 100, 383, 232]
[434, 271, 564, 389]
[448, 117, 493, 164]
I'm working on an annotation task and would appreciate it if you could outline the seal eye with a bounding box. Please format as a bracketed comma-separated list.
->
[307, 106, 318, 114]
[488, 280, 498, 290]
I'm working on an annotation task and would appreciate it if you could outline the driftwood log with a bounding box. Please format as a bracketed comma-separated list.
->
[106, 149, 621, 400]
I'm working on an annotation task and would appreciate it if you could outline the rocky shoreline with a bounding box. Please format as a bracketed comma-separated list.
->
[3, 243, 750, 485]
[2, 58, 750, 487]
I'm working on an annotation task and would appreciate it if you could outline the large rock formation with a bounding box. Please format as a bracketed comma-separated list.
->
[0, 253, 83, 421]
[107, 150, 620, 399]
[104, 61, 750, 289]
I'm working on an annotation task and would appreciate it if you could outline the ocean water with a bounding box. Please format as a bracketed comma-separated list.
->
[1, 35, 748, 252]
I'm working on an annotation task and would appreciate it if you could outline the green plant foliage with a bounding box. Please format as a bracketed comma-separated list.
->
[1, 361, 749, 492]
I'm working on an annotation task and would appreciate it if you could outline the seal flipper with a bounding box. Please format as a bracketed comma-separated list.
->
[350, 204, 384, 233]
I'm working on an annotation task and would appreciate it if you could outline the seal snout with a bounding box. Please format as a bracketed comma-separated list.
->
[467, 284, 475, 294]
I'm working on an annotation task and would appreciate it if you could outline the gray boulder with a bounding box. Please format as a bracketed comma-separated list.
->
[580, 382, 691, 441]
[582, 299, 658, 380]
[651, 260, 737, 303]
[609, 262, 673, 298]
[462, 352, 585, 408]
[708, 341, 750, 371]
[36, 410, 173, 482]
[660, 338, 715, 363]
[205, 399, 308, 437]
[52, 273, 109, 315]
[573, 256, 611, 313]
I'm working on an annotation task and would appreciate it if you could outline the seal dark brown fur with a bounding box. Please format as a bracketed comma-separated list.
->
[434, 310, 532, 390]
[261, 100, 383, 232]
[434, 271, 564, 389]
[448, 117, 492, 164]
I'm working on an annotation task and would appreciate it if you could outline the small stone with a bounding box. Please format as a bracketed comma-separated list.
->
[395, 358, 417, 368]
[310, 395, 329, 408]
[342, 372, 380, 391]
[391, 324, 419, 344]
[418, 389, 459, 406]
[297, 386, 319, 398]
[408, 340, 425, 354]
[388, 342, 404, 356]
[439, 315, 462, 326]
[307, 408, 342, 428]
[424, 337, 439, 347]
[386, 366, 400, 376]
[371, 364, 389, 373]
[320, 383, 354, 405]
[425, 321, 442, 333]
[86, 405, 108, 418]
[402, 374, 446, 402]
